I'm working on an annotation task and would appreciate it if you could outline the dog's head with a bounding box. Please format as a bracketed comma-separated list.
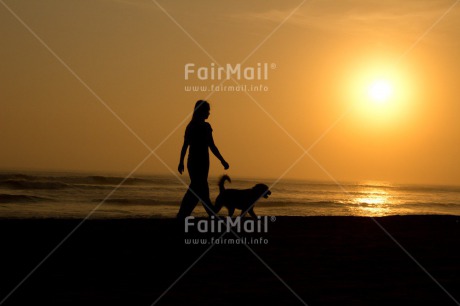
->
[253, 184, 271, 199]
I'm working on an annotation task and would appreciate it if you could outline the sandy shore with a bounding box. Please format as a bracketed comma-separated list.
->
[0, 215, 459, 305]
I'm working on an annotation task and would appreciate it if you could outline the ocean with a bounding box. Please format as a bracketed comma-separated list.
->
[0, 172, 459, 218]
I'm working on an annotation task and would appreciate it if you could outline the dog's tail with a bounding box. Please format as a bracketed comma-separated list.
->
[218, 175, 231, 193]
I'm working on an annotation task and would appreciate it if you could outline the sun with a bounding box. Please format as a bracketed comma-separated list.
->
[344, 60, 416, 127]
[367, 79, 393, 103]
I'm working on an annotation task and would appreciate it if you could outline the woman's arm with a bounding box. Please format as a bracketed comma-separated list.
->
[178, 140, 189, 174]
[209, 136, 229, 170]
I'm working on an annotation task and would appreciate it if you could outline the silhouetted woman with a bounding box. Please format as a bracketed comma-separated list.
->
[177, 100, 229, 219]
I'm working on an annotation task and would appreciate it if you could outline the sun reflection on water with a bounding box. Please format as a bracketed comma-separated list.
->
[350, 188, 392, 216]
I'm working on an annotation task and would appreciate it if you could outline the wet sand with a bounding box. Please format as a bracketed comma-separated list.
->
[0, 215, 459, 305]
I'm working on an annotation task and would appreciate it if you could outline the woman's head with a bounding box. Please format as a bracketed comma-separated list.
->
[192, 100, 210, 121]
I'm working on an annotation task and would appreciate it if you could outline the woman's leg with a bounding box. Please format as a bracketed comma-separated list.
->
[176, 162, 213, 219]
[188, 167, 214, 216]
[177, 187, 199, 219]
[177, 162, 213, 218]
[194, 180, 214, 216]
[193, 162, 214, 216]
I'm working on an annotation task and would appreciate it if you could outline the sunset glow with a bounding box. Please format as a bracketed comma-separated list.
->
[0, 0, 459, 185]
[368, 79, 393, 103]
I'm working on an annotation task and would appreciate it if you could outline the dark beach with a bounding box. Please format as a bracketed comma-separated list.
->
[0, 215, 459, 305]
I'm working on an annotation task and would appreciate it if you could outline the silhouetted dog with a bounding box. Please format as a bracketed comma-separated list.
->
[215, 175, 271, 218]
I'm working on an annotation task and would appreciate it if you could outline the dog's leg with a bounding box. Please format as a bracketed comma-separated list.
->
[228, 207, 235, 217]
[240, 210, 247, 218]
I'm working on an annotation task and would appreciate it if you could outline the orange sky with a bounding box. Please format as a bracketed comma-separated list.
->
[1, 0, 459, 185]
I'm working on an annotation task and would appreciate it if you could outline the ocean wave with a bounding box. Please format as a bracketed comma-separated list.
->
[0, 194, 53, 203]
[0, 174, 36, 181]
[265, 200, 342, 207]
[397, 185, 460, 194]
[79, 176, 154, 186]
[0, 179, 70, 190]
[91, 198, 179, 206]
[397, 202, 460, 208]
[0, 173, 179, 190]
